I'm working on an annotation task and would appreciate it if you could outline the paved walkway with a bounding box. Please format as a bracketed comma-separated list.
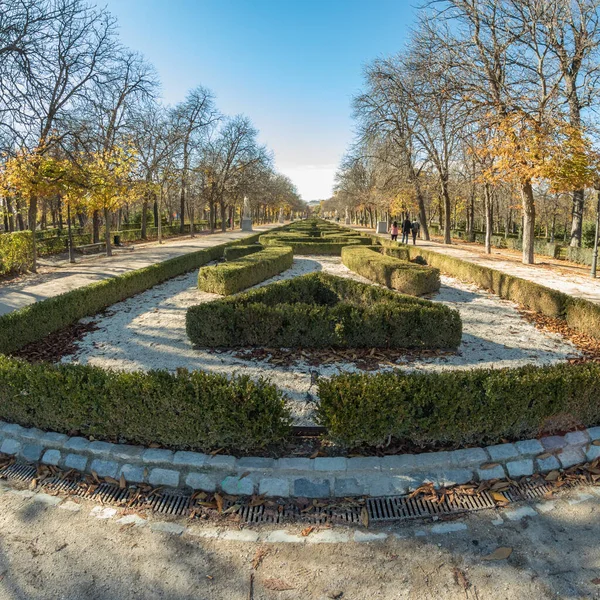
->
[354, 226, 600, 305]
[0, 225, 276, 316]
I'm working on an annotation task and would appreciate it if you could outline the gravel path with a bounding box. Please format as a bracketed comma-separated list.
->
[62, 256, 578, 426]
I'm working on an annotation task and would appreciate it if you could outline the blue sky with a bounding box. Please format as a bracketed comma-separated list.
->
[103, 0, 417, 200]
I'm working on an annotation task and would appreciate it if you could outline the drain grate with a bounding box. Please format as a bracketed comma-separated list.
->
[0, 461, 589, 525]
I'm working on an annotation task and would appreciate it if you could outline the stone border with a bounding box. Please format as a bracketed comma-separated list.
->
[1, 420, 599, 498]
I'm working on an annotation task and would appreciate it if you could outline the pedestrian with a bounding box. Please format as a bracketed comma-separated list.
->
[411, 219, 420, 245]
[401, 216, 412, 244]
[390, 221, 399, 241]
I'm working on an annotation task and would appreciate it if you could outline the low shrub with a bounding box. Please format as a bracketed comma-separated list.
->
[223, 244, 262, 261]
[187, 272, 462, 349]
[0, 231, 34, 276]
[317, 362, 600, 447]
[567, 246, 594, 266]
[260, 237, 368, 255]
[565, 297, 600, 340]
[0, 356, 291, 452]
[197, 246, 293, 295]
[341, 246, 440, 296]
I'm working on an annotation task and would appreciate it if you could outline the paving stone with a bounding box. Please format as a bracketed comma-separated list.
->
[173, 451, 208, 468]
[515, 439, 544, 457]
[20, 443, 43, 462]
[486, 444, 520, 462]
[535, 501, 556, 514]
[503, 506, 537, 521]
[185, 527, 221, 539]
[185, 473, 217, 491]
[258, 478, 290, 497]
[586, 445, 600, 462]
[0, 439, 21, 455]
[221, 475, 254, 496]
[306, 530, 351, 544]
[141, 448, 174, 465]
[506, 459, 534, 478]
[148, 468, 180, 487]
[540, 436, 567, 452]
[564, 430, 590, 446]
[354, 531, 388, 543]
[314, 457, 347, 471]
[59, 501, 82, 512]
[120, 464, 146, 484]
[206, 455, 236, 470]
[10, 490, 35, 498]
[237, 457, 274, 470]
[39, 432, 69, 446]
[219, 530, 260, 542]
[587, 427, 600, 441]
[18, 428, 44, 442]
[431, 522, 468, 534]
[535, 454, 561, 473]
[557, 446, 585, 469]
[90, 506, 117, 519]
[110, 445, 144, 461]
[334, 477, 365, 497]
[64, 453, 88, 472]
[41, 449, 61, 466]
[293, 478, 331, 498]
[436, 469, 473, 487]
[31, 493, 62, 506]
[450, 448, 489, 467]
[380, 455, 415, 470]
[491, 517, 504, 526]
[117, 514, 146, 526]
[2, 423, 24, 436]
[277, 457, 314, 471]
[150, 522, 185, 535]
[567, 492, 594, 505]
[263, 530, 305, 543]
[63, 437, 90, 451]
[88, 441, 114, 456]
[90, 459, 119, 479]
[347, 457, 382, 471]
[477, 465, 506, 481]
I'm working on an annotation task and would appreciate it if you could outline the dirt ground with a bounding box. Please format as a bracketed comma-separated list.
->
[1, 479, 599, 599]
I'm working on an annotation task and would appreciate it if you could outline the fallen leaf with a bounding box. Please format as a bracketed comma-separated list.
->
[239, 471, 250, 480]
[360, 507, 369, 528]
[545, 470, 560, 482]
[480, 463, 501, 470]
[252, 547, 269, 570]
[301, 526, 314, 537]
[490, 491, 508, 505]
[593, 440, 600, 446]
[120, 474, 126, 489]
[214, 493, 224, 514]
[482, 547, 512, 561]
[591, 578, 600, 585]
[263, 578, 295, 591]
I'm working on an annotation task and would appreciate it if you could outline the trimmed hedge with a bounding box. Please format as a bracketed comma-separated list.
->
[187, 272, 462, 350]
[317, 363, 600, 447]
[0, 231, 34, 276]
[223, 244, 262, 261]
[0, 356, 291, 452]
[197, 246, 294, 295]
[341, 246, 440, 296]
[0, 232, 265, 354]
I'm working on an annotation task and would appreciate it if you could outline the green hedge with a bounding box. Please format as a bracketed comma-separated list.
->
[187, 272, 462, 349]
[341, 246, 440, 296]
[260, 236, 368, 256]
[317, 363, 600, 447]
[0, 232, 264, 354]
[197, 246, 293, 295]
[0, 356, 291, 452]
[223, 244, 262, 261]
[0, 231, 34, 276]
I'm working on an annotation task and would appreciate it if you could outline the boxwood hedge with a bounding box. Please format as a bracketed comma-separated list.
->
[187, 272, 462, 349]
[197, 245, 293, 295]
[223, 244, 262, 261]
[0, 231, 34, 276]
[341, 245, 440, 296]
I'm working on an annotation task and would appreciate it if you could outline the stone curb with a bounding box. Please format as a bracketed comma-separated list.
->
[1, 421, 599, 498]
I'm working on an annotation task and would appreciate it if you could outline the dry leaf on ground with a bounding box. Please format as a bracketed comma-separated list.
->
[263, 578, 295, 591]
[482, 547, 513, 561]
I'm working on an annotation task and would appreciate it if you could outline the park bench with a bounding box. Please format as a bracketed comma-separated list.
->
[75, 242, 106, 255]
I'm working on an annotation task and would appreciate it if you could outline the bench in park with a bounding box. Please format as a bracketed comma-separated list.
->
[75, 242, 106, 255]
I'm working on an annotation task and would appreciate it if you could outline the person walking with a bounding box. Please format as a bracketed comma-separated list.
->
[411, 219, 420, 245]
[390, 221, 399, 241]
[401, 216, 412, 244]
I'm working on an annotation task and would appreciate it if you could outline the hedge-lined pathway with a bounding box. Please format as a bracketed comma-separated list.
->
[0, 225, 277, 316]
[355, 226, 600, 305]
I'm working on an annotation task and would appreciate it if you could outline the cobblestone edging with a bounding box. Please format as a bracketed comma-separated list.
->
[1, 421, 599, 498]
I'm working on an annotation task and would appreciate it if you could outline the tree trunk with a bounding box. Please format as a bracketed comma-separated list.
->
[520, 181, 535, 264]
[153, 196, 159, 228]
[104, 208, 112, 257]
[484, 183, 492, 254]
[220, 201, 227, 232]
[415, 185, 430, 241]
[441, 179, 451, 244]
[179, 184, 186, 233]
[6, 196, 14, 232]
[569, 189, 585, 247]
[92, 210, 100, 244]
[28, 194, 38, 272]
[141, 197, 148, 239]
[67, 201, 75, 264]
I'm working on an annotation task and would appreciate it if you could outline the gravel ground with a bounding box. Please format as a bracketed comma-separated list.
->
[62, 256, 579, 426]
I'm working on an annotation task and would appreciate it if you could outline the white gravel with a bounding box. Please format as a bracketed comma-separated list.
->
[62, 256, 579, 425]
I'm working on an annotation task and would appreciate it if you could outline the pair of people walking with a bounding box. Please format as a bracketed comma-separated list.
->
[391, 218, 420, 245]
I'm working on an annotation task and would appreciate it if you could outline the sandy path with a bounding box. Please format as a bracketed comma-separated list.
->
[62, 256, 578, 426]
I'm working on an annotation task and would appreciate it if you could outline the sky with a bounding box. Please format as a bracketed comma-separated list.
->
[102, 0, 417, 201]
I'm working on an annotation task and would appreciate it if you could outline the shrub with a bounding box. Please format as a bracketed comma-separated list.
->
[223, 244, 262, 261]
[565, 298, 600, 340]
[197, 246, 293, 295]
[187, 272, 462, 350]
[341, 246, 440, 296]
[0, 231, 34, 276]
[317, 363, 600, 447]
[0, 356, 291, 452]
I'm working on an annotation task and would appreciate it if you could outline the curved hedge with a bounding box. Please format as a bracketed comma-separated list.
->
[198, 245, 293, 295]
[341, 245, 440, 296]
[187, 272, 462, 349]
[223, 244, 262, 261]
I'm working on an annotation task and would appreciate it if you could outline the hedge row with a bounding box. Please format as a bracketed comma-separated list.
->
[404, 244, 600, 340]
[187, 273, 462, 350]
[260, 236, 369, 255]
[223, 244, 262, 261]
[0, 231, 34, 276]
[317, 363, 600, 448]
[0, 232, 264, 354]
[341, 246, 440, 296]
[197, 245, 293, 295]
[0, 356, 291, 452]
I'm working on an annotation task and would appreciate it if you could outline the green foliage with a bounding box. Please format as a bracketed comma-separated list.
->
[0, 356, 291, 452]
[341, 246, 440, 296]
[223, 244, 262, 261]
[187, 272, 462, 350]
[317, 363, 600, 447]
[197, 246, 294, 295]
[0, 231, 34, 276]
